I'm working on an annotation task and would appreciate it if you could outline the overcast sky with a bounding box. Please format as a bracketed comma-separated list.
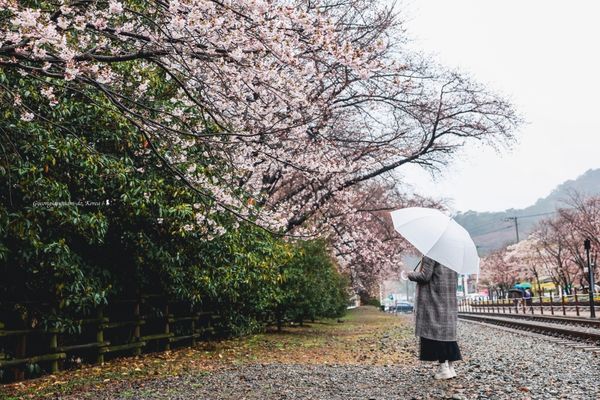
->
[397, 0, 600, 213]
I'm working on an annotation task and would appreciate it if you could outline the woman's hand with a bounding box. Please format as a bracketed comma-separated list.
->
[400, 270, 408, 281]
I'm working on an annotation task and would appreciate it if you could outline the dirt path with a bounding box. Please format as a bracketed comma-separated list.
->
[1, 307, 415, 399]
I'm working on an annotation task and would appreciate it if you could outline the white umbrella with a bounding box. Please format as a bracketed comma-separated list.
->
[390, 207, 480, 275]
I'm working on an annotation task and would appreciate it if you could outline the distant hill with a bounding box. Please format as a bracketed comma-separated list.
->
[453, 169, 600, 254]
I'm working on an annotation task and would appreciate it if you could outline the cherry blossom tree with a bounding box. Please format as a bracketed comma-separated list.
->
[1, 1, 524, 299]
[554, 195, 600, 289]
[532, 219, 579, 294]
[564, 194, 600, 250]
[479, 194, 600, 297]
[323, 180, 442, 297]
[479, 248, 519, 298]
[504, 236, 550, 294]
[0, 0, 520, 237]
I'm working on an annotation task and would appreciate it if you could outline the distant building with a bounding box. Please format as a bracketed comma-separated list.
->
[457, 274, 480, 297]
[348, 292, 360, 308]
[380, 279, 415, 307]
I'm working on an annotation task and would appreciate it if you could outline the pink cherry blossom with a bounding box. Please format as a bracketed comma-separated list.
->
[0, 0, 521, 294]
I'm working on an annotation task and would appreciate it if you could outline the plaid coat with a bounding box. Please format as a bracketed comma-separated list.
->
[407, 257, 458, 341]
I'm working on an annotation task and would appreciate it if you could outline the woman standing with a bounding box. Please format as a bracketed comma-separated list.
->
[401, 256, 461, 380]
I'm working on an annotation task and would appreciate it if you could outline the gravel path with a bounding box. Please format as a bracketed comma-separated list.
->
[63, 319, 600, 400]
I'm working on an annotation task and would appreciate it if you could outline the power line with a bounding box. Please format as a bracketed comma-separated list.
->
[503, 210, 564, 243]
[468, 219, 507, 234]
[468, 210, 563, 237]
[476, 224, 514, 235]
[516, 210, 559, 219]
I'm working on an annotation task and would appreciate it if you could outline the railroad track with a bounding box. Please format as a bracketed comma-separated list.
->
[458, 312, 600, 353]
[459, 311, 600, 329]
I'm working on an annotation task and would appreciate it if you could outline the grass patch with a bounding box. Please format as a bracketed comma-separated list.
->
[0, 307, 415, 399]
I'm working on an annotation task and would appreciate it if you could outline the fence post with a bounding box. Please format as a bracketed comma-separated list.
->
[561, 292, 566, 316]
[49, 329, 59, 373]
[530, 295, 534, 315]
[549, 292, 554, 315]
[539, 291, 544, 315]
[133, 299, 141, 356]
[520, 298, 524, 314]
[96, 307, 105, 364]
[191, 311, 197, 347]
[13, 333, 26, 381]
[164, 303, 171, 351]
[574, 289, 580, 317]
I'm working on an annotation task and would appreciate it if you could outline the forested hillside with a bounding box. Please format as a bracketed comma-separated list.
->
[454, 169, 600, 253]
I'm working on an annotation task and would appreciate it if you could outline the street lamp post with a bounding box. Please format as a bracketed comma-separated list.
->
[585, 239, 596, 318]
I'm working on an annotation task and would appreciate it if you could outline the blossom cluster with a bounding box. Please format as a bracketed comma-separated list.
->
[480, 195, 600, 294]
[1, 0, 519, 292]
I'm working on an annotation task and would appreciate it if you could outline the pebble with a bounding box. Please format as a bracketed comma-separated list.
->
[60, 320, 600, 399]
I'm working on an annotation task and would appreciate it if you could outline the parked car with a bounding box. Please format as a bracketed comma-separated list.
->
[391, 302, 414, 313]
[507, 288, 524, 299]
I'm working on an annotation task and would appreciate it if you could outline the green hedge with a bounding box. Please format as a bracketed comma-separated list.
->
[0, 69, 348, 335]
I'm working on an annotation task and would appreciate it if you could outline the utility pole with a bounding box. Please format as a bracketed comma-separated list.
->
[585, 239, 596, 318]
[505, 216, 520, 242]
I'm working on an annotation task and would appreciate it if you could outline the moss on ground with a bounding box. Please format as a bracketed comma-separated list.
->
[0, 306, 415, 399]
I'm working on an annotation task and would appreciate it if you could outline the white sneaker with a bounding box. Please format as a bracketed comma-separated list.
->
[434, 361, 454, 380]
[448, 362, 457, 378]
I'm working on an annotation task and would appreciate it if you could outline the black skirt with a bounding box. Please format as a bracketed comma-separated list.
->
[419, 337, 462, 362]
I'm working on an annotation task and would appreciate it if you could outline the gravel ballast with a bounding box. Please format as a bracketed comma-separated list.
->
[63, 318, 600, 400]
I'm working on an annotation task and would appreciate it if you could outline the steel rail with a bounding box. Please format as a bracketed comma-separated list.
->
[458, 313, 600, 343]
[459, 311, 600, 329]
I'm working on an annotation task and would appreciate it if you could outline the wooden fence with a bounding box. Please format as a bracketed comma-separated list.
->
[0, 295, 218, 382]
[459, 289, 600, 318]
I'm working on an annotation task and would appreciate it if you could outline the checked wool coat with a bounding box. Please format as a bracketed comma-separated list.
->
[407, 256, 458, 342]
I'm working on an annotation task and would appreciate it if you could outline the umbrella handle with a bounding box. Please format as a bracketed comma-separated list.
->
[413, 258, 423, 271]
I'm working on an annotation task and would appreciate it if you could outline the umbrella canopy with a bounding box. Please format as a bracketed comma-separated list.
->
[514, 282, 532, 289]
[390, 207, 480, 275]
